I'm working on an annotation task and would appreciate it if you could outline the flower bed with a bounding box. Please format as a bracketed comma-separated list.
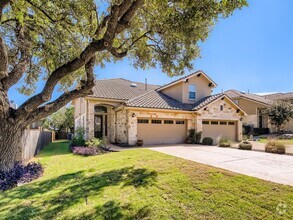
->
[70, 145, 111, 156]
[0, 162, 44, 191]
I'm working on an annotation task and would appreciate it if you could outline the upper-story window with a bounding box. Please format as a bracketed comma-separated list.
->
[189, 85, 196, 100]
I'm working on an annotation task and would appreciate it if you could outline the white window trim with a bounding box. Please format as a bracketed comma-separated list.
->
[188, 84, 196, 100]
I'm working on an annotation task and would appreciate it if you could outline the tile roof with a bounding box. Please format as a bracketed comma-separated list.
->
[225, 90, 272, 105]
[263, 92, 293, 101]
[90, 78, 160, 100]
[126, 91, 224, 111]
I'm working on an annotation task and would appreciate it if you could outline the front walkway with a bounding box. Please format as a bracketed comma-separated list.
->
[146, 144, 293, 186]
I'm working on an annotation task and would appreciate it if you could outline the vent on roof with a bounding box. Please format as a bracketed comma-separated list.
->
[130, 83, 137, 88]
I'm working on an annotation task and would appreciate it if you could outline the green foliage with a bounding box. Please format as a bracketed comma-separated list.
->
[265, 140, 286, 154]
[42, 106, 74, 132]
[86, 138, 104, 148]
[187, 129, 202, 144]
[238, 141, 252, 150]
[218, 137, 231, 147]
[1, 0, 247, 95]
[202, 137, 213, 145]
[262, 100, 293, 132]
[71, 127, 86, 146]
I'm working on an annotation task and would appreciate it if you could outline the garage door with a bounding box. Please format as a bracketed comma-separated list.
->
[202, 120, 237, 142]
[137, 119, 187, 145]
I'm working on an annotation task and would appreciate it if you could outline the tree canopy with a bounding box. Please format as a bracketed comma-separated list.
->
[0, 0, 247, 171]
[262, 100, 293, 131]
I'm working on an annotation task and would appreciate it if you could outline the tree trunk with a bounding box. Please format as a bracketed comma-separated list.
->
[0, 121, 25, 171]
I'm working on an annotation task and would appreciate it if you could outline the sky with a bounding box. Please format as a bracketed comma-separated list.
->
[8, 0, 293, 106]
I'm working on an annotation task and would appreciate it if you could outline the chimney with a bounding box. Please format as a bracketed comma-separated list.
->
[145, 78, 147, 91]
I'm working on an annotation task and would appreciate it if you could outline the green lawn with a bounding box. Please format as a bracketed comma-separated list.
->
[259, 138, 293, 145]
[0, 141, 292, 219]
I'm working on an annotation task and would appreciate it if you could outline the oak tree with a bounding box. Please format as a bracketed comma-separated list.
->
[0, 0, 247, 171]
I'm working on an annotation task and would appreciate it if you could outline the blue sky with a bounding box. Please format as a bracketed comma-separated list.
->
[8, 0, 293, 106]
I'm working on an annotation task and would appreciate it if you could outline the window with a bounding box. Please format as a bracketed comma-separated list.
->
[94, 106, 107, 114]
[220, 121, 227, 125]
[189, 85, 196, 100]
[211, 121, 219, 125]
[228, 122, 235, 125]
[164, 120, 174, 124]
[176, 120, 185, 124]
[220, 105, 224, 111]
[151, 120, 162, 124]
[202, 121, 209, 125]
[138, 119, 149, 124]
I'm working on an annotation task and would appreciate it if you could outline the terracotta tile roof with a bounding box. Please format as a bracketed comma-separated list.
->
[90, 78, 160, 100]
[225, 89, 272, 105]
[126, 91, 224, 111]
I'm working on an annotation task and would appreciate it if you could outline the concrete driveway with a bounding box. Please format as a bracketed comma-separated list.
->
[147, 144, 293, 186]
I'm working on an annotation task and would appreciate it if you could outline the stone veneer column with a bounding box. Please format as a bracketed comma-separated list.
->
[127, 111, 138, 146]
[87, 102, 95, 140]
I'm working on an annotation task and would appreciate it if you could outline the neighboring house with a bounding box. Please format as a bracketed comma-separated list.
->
[73, 71, 246, 145]
[225, 90, 272, 129]
[225, 90, 293, 133]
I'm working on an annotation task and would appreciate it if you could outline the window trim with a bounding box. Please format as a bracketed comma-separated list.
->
[164, 120, 174, 124]
[211, 121, 219, 125]
[202, 121, 209, 125]
[176, 120, 185, 125]
[138, 119, 149, 124]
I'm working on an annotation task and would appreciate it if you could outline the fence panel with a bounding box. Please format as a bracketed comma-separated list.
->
[22, 130, 52, 161]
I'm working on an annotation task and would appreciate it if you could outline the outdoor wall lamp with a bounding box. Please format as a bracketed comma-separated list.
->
[132, 113, 136, 118]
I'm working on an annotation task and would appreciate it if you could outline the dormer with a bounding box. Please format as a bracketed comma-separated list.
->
[157, 70, 217, 104]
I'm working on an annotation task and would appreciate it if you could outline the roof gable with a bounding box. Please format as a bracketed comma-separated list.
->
[225, 89, 272, 106]
[156, 70, 217, 92]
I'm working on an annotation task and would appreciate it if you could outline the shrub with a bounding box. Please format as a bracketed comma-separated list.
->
[243, 125, 253, 135]
[187, 129, 202, 144]
[265, 140, 286, 154]
[71, 146, 99, 156]
[253, 128, 270, 135]
[218, 137, 231, 148]
[0, 162, 44, 191]
[202, 137, 213, 145]
[238, 141, 252, 150]
[71, 126, 86, 146]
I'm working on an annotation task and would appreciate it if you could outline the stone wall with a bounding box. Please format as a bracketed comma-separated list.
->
[115, 109, 127, 143]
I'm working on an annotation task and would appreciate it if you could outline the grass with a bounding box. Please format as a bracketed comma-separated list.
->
[259, 138, 293, 145]
[0, 141, 292, 219]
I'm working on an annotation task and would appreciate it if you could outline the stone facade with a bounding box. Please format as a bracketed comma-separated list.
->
[73, 96, 244, 145]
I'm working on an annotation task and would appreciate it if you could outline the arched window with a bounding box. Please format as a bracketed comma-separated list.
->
[94, 106, 107, 114]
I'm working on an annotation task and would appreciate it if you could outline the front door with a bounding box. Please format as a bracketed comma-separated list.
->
[94, 115, 103, 138]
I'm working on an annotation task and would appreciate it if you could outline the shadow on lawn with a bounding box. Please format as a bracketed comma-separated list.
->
[35, 141, 71, 158]
[3, 167, 157, 219]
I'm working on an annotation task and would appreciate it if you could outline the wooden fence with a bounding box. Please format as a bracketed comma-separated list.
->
[22, 130, 52, 161]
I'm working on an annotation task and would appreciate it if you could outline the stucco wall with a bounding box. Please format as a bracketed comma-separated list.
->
[160, 74, 212, 104]
[238, 98, 266, 115]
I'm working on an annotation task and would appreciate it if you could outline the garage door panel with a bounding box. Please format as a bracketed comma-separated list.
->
[202, 121, 236, 143]
[137, 119, 187, 145]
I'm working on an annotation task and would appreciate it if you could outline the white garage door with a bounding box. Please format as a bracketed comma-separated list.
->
[202, 120, 237, 142]
[137, 118, 187, 145]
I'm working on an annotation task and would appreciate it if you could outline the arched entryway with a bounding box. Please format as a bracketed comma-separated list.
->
[94, 105, 108, 139]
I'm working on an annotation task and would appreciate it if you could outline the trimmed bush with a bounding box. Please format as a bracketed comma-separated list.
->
[265, 140, 286, 154]
[202, 137, 213, 145]
[238, 141, 252, 150]
[71, 146, 99, 156]
[0, 162, 44, 191]
[218, 137, 231, 148]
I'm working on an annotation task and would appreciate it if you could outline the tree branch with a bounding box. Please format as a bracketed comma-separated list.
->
[26, 56, 96, 123]
[0, 35, 8, 79]
[1, 25, 31, 90]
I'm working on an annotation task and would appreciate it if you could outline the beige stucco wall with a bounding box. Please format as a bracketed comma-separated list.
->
[182, 75, 212, 104]
[161, 82, 183, 102]
[237, 98, 266, 115]
[160, 74, 212, 104]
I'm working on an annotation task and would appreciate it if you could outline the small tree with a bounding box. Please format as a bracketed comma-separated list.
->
[42, 106, 74, 132]
[262, 100, 293, 132]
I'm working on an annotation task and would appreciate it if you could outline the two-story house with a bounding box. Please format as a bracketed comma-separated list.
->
[72, 70, 246, 145]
